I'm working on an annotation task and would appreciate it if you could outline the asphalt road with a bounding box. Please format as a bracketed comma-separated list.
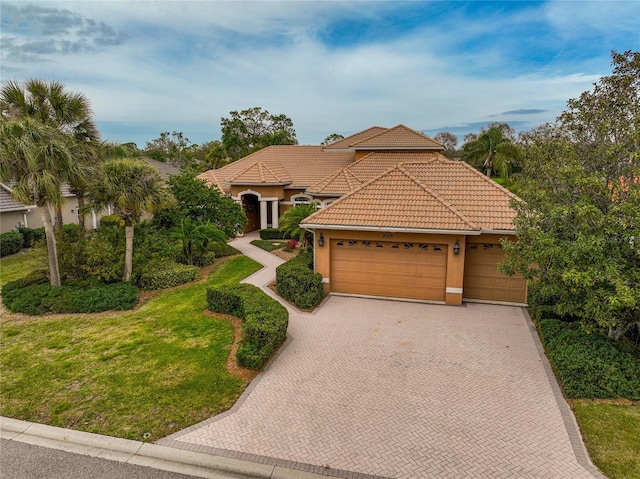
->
[0, 439, 250, 479]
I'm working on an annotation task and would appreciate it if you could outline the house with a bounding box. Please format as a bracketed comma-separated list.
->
[198, 125, 527, 306]
[0, 157, 180, 234]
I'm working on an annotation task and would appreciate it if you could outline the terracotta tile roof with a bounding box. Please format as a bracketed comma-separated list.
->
[350, 125, 444, 150]
[197, 146, 354, 194]
[141, 157, 181, 181]
[227, 160, 291, 185]
[302, 166, 478, 232]
[306, 151, 446, 196]
[323, 126, 388, 150]
[302, 161, 520, 233]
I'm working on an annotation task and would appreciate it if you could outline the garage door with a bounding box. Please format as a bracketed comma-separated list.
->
[331, 240, 447, 301]
[463, 243, 526, 303]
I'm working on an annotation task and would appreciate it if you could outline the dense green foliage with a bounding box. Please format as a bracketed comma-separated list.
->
[259, 228, 290, 240]
[1, 232, 23, 257]
[136, 260, 200, 290]
[220, 107, 297, 160]
[16, 227, 45, 248]
[153, 172, 246, 237]
[207, 283, 288, 370]
[278, 204, 317, 245]
[461, 123, 521, 178]
[2, 274, 138, 315]
[276, 252, 324, 309]
[171, 218, 228, 266]
[503, 51, 640, 342]
[539, 319, 640, 400]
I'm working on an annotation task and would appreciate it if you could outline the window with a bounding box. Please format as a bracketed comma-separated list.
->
[483, 244, 494, 251]
[433, 245, 442, 251]
[404, 243, 414, 250]
[336, 240, 344, 247]
[348, 240, 357, 247]
[469, 244, 478, 250]
[292, 194, 313, 205]
[375, 242, 384, 248]
[419, 244, 428, 251]
[390, 243, 399, 249]
[363, 241, 371, 247]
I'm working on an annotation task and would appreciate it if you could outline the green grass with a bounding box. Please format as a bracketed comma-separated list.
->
[250, 239, 287, 252]
[0, 246, 48, 286]
[572, 401, 640, 479]
[0, 255, 261, 442]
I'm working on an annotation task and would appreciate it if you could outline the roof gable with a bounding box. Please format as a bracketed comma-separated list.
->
[323, 126, 388, 150]
[227, 160, 291, 185]
[350, 125, 444, 151]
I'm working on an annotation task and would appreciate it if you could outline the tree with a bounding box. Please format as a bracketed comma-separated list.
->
[1, 79, 100, 229]
[87, 158, 176, 281]
[321, 133, 344, 146]
[0, 118, 78, 286]
[152, 172, 247, 237]
[144, 131, 193, 167]
[433, 131, 458, 159]
[171, 218, 227, 265]
[501, 52, 640, 341]
[461, 123, 521, 178]
[220, 107, 297, 160]
[279, 204, 317, 246]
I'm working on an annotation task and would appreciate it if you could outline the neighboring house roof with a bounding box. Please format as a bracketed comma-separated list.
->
[227, 160, 292, 185]
[322, 126, 389, 150]
[0, 182, 34, 212]
[141, 157, 181, 181]
[302, 161, 519, 234]
[349, 125, 444, 150]
[198, 146, 354, 194]
[306, 151, 446, 196]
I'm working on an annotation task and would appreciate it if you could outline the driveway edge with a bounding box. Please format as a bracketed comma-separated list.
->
[520, 308, 607, 479]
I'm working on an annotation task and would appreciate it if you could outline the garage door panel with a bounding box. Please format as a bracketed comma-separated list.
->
[464, 243, 526, 303]
[331, 240, 447, 301]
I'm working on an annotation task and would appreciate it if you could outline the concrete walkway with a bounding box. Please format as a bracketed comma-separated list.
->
[160, 235, 605, 479]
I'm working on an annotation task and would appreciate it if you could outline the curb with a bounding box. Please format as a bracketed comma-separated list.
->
[0, 417, 332, 479]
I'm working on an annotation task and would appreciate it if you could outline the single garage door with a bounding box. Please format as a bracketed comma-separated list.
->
[463, 243, 526, 303]
[331, 239, 447, 301]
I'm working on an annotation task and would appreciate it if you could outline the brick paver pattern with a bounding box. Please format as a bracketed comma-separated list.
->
[164, 236, 595, 479]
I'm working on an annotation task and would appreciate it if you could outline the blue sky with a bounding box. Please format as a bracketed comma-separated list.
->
[1, 1, 639, 148]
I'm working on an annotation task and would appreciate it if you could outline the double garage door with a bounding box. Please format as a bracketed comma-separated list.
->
[330, 239, 527, 304]
[330, 239, 447, 301]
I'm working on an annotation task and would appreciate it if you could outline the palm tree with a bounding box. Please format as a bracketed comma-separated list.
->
[87, 158, 176, 281]
[279, 203, 317, 246]
[171, 218, 227, 265]
[1, 79, 100, 228]
[0, 118, 79, 286]
[461, 126, 521, 178]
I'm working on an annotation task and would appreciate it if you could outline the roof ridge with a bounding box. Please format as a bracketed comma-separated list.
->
[349, 124, 444, 149]
[397, 163, 479, 230]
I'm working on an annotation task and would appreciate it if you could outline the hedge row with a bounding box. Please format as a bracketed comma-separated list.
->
[259, 228, 290, 240]
[1, 232, 23, 257]
[136, 261, 200, 290]
[2, 272, 138, 315]
[275, 252, 324, 309]
[206, 283, 288, 370]
[17, 227, 46, 248]
[538, 318, 640, 400]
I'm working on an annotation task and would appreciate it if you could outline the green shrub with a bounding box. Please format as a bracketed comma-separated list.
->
[259, 228, 290, 240]
[56, 224, 89, 280]
[17, 227, 35, 248]
[136, 261, 200, 290]
[276, 252, 324, 309]
[206, 283, 288, 370]
[99, 214, 122, 229]
[32, 227, 46, 243]
[1, 232, 23, 257]
[539, 318, 640, 400]
[2, 278, 138, 315]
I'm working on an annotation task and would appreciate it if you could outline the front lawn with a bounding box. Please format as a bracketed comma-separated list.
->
[0, 255, 261, 442]
[572, 400, 640, 479]
[250, 239, 287, 252]
[0, 247, 47, 286]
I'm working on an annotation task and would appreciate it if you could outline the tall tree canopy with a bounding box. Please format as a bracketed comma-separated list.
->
[87, 158, 176, 281]
[501, 51, 640, 341]
[221, 107, 297, 160]
[433, 131, 458, 159]
[321, 133, 344, 146]
[144, 131, 192, 167]
[461, 123, 520, 178]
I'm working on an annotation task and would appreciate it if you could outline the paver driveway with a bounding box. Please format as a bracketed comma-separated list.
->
[161, 237, 599, 479]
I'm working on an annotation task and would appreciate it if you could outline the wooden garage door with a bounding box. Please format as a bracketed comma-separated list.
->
[331, 240, 447, 301]
[463, 243, 526, 303]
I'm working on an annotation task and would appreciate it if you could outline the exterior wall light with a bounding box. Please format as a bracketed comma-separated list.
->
[453, 240, 460, 255]
[318, 233, 325, 247]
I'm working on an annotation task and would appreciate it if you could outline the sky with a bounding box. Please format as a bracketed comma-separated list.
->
[1, 1, 639, 148]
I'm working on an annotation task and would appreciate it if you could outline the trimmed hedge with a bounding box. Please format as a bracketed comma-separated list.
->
[2, 274, 138, 315]
[259, 228, 290, 240]
[136, 261, 200, 290]
[1, 232, 23, 257]
[206, 284, 288, 370]
[539, 318, 640, 400]
[276, 252, 324, 309]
